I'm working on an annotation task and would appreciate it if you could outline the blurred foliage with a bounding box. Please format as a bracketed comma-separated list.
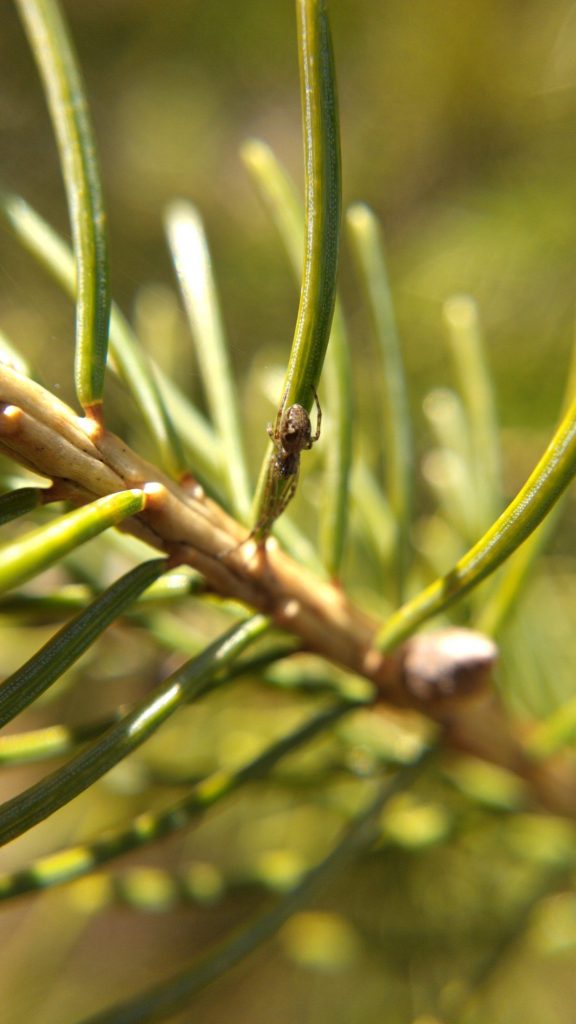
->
[1, 1, 576, 1022]
[3, 0, 576, 430]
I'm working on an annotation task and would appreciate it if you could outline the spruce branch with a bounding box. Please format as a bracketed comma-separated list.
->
[3, 361, 576, 816]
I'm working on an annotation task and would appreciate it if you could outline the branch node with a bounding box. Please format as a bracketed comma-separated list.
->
[401, 628, 498, 705]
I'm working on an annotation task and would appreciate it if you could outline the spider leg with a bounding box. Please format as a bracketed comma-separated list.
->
[272, 470, 299, 519]
[221, 468, 299, 556]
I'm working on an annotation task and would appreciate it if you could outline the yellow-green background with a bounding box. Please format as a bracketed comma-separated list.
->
[1, 2, 576, 1022]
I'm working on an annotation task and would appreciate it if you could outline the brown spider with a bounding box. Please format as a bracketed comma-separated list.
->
[268, 386, 321, 485]
[223, 387, 322, 554]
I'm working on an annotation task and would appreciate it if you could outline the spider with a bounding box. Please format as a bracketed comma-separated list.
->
[223, 387, 322, 554]
[264, 386, 322, 524]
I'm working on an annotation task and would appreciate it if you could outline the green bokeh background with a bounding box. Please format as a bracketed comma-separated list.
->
[2, 0, 575, 426]
[1, 2, 576, 1022]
